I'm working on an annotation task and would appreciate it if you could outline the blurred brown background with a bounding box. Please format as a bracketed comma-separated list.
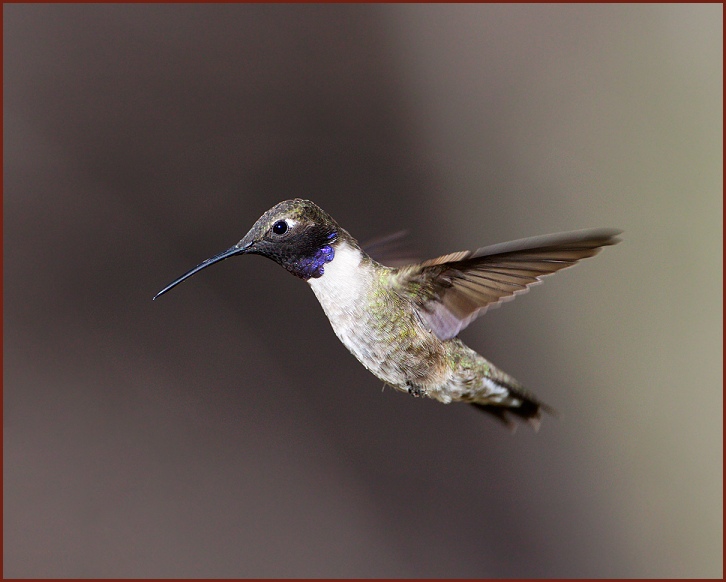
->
[4, 4, 721, 578]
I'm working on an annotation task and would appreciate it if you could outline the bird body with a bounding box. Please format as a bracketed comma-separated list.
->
[307, 239, 524, 408]
[155, 199, 620, 429]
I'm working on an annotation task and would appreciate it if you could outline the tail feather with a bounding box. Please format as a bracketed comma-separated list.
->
[470, 391, 558, 432]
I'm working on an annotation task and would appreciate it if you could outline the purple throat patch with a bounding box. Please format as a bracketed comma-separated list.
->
[297, 244, 335, 279]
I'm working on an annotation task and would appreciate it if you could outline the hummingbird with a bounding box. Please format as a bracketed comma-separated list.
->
[154, 199, 620, 430]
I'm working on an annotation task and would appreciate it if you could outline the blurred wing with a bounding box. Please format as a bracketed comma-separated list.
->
[362, 230, 422, 268]
[399, 229, 621, 340]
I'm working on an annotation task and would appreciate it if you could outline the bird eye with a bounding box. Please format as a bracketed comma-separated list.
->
[272, 220, 288, 235]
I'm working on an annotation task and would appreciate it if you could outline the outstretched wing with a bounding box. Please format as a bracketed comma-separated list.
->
[395, 229, 621, 340]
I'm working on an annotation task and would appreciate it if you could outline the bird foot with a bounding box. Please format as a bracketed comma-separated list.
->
[407, 383, 423, 398]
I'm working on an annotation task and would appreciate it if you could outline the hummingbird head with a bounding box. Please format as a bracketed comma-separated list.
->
[236, 198, 341, 278]
[154, 199, 341, 300]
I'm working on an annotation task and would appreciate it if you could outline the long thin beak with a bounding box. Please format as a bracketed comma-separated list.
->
[153, 242, 252, 300]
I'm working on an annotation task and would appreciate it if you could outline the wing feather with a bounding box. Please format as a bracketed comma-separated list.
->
[396, 228, 621, 340]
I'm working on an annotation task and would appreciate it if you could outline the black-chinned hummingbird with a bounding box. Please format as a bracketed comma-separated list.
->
[155, 199, 620, 430]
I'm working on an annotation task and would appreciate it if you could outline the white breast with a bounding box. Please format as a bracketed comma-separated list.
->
[308, 241, 366, 323]
[308, 240, 431, 390]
